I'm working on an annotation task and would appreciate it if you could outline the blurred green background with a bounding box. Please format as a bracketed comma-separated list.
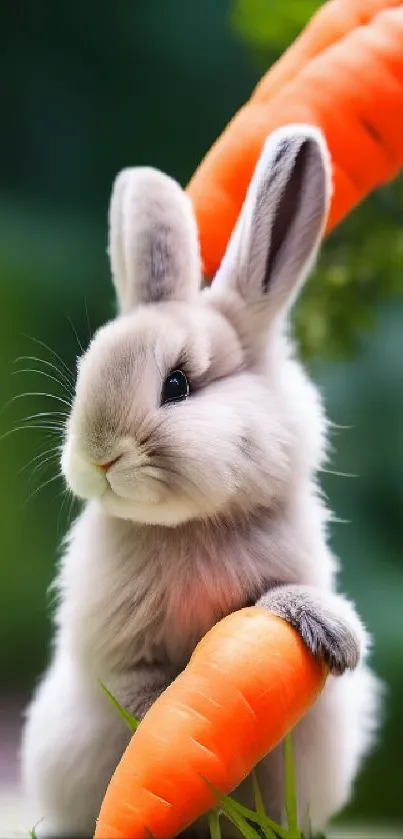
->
[1, 0, 402, 830]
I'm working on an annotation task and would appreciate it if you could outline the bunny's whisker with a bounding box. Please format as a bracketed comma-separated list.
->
[20, 420, 66, 433]
[12, 367, 73, 396]
[22, 334, 74, 380]
[319, 467, 358, 479]
[24, 471, 63, 506]
[7, 391, 72, 409]
[21, 411, 67, 422]
[20, 445, 61, 476]
[15, 354, 74, 392]
[0, 395, 71, 430]
[56, 490, 69, 538]
[56, 487, 77, 539]
[29, 451, 61, 482]
[67, 490, 77, 525]
[64, 312, 86, 357]
[328, 420, 355, 431]
[0, 424, 64, 446]
[84, 296, 92, 343]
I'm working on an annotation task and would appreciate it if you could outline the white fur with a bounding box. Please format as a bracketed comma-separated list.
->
[21, 126, 381, 837]
[109, 167, 201, 312]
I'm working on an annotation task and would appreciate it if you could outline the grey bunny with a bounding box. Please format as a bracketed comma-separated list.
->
[21, 124, 381, 838]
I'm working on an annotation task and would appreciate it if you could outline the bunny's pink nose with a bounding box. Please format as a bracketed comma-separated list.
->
[98, 455, 122, 473]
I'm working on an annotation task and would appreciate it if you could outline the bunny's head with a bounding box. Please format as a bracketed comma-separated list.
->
[62, 125, 332, 526]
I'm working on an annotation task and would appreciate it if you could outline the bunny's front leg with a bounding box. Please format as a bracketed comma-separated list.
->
[256, 583, 365, 675]
[21, 652, 174, 837]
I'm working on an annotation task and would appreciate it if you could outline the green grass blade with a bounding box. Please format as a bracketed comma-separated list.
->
[223, 801, 279, 839]
[251, 769, 266, 817]
[99, 680, 140, 732]
[218, 796, 263, 839]
[223, 797, 288, 839]
[208, 808, 222, 839]
[202, 778, 287, 839]
[29, 817, 45, 838]
[284, 734, 301, 838]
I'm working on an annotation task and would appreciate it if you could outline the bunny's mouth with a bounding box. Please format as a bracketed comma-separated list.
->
[98, 455, 123, 473]
[62, 439, 228, 526]
[104, 465, 168, 506]
[62, 439, 170, 507]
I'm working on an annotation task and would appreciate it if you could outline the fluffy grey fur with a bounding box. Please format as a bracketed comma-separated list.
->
[257, 585, 361, 675]
[20, 125, 381, 839]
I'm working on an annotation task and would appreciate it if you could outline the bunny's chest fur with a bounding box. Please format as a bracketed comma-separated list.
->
[58, 499, 333, 675]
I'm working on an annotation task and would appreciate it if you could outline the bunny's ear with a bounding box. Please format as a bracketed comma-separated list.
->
[212, 124, 332, 329]
[108, 167, 201, 312]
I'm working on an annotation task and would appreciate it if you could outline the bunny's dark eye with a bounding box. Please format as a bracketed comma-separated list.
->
[161, 370, 189, 405]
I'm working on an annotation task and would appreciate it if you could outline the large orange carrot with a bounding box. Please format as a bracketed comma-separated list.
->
[254, 0, 403, 103]
[187, 2, 403, 278]
[95, 609, 327, 839]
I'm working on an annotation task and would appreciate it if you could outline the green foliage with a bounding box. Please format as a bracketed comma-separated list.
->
[230, 0, 322, 54]
[284, 735, 300, 837]
[208, 809, 223, 839]
[251, 769, 266, 817]
[99, 681, 140, 732]
[297, 183, 403, 361]
[204, 735, 322, 838]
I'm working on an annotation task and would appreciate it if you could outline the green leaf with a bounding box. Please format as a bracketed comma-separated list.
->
[28, 816, 46, 839]
[251, 769, 266, 817]
[223, 799, 281, 839]
[208, 808, 222, 839]
[218, 795, 263, 839]
[202, 778, 287, 839]
[284, 734, 301, 838]
[98, 680, 140, 732]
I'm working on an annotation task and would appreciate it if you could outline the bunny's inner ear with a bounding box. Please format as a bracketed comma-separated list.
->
[212, 125, 332, 322]
[108, 167, 201, 313]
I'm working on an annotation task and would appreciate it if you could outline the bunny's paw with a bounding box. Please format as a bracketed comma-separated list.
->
[257, 585, 363, 676]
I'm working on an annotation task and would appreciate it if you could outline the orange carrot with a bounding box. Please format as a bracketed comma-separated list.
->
[187, 1, 403, 279]
[95, 609, 327, 839]
[253, 0, 403, 104]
